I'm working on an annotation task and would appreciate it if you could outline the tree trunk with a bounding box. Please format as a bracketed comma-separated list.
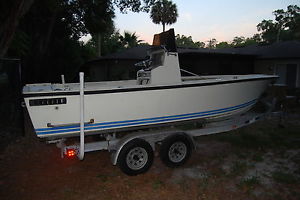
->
[29, 9, 57, 83]
[40, 10, 57, 55]
[97, 33, 102, 57]
[276, 26, 281, 42]
[162, 23, 165, 32]
[0, 0, 34, 58]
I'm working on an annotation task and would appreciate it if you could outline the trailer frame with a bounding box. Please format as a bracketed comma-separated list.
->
[46, 72, 276, 175]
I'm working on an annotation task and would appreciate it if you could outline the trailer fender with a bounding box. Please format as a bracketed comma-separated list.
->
[110, 131, 195, 165]
[111, 135, 154, 165]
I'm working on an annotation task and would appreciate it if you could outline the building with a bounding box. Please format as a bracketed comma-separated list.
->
[81, 41, 300, 89]
[251, 41, 300, 89]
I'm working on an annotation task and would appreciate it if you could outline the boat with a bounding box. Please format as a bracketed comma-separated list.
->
[23, 29, 277, 139]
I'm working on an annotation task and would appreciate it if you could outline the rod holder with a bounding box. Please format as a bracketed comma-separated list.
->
[79, 72, 85, 160]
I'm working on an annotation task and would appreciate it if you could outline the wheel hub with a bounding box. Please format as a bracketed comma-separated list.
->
[168, 142, 187, 163]
[126, 147, 148, 170]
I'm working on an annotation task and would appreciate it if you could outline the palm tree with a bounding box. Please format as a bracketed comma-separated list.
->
[119, 31, 143, 48]
[150, 0, 178, 32]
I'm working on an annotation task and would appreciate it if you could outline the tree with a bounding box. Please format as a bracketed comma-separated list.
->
[101, 31, 124, 54]
[216, 41, 231, 49]
[0, 0, 35, 57]
[175, 34, 205, 48]
[1, 0, 159, 83]
[150, 0, 178, 32]
[257, 19, 279, 43]
[85, 31, 123, 57]
[272, 5, 300, 41]
[7, 1, 111, 82]
[87, 30, 145, 57]
[231, 36, 245, 47]
[119, 31, 143, 48]
[243, 35, 260, 46]
[206, 38, 217, 49]
[257, 5, 300, 43]
[82, 0, 115, 57]
[0, 0, 156, 58]
[114, 0, 157, 13]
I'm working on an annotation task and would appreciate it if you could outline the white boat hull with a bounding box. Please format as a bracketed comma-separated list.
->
[23, 76, 274, 138]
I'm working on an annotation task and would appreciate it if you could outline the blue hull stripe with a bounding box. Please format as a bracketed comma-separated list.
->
[36, 99, 257, 135]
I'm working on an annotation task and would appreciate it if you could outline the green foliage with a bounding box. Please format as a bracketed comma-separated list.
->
[216, 41, 231, 49]
[86, 30, 144, 57]
[175, 34, 205, 48]
[232, 36, 260, 47]
[0, 0, 35, 57]
[272, 171, 299, 184]
[197, 176, 210, 192]
[229, 161, 249, 176]
[241, 175, 260, 186]
[243, 35, 260, 46]
[114, 0, 156, 13]
[101, 32, 124, 54]
[119, 31, 143, 48]
[206, 38, 217, 49]
[4, 0, 119, 82]
[214, 121, 300, 151]
[152, 179, 164, 189]
[7, 30, 31, 57]
[238, 175, 260, 192]
[96, 174, 109, 182]
[231, 36, 246, 47]
[252, 152, 264, 162]
[215, 34, 260, 49]
[5, 0, 155, 83]
[80, 0, 115, 35]
[257, 20, 278, 43]
[257, 5, 300, 43]
[150, 0, 178, 31]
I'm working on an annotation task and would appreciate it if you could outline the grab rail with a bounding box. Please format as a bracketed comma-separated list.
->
[47, 119, 94, 128]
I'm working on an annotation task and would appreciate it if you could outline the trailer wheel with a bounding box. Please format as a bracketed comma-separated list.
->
[117, 139, 154, 176]
[160, 134, 192, 168]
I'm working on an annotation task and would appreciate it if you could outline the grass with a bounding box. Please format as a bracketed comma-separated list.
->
[272, 170, 299, 184]
[212, 121, 300, 150]
[216, 129, 271, 149]
[197, 176, 210, 190]
[251, 151, 264, 162]
[291, 153, 300, 165]
[176, 179, 190, 192]
[210, 167, 226, 178]
[96, 174, 109, 182]
[237, 175, 260, 191]
[152, 180, 164, 190]
[229, 161, 249, 177]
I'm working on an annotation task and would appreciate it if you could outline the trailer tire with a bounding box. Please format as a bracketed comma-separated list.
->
[160, 134, 192, 168]
[117, 139, 153, 176]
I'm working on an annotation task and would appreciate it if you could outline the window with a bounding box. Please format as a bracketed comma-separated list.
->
[275, 64, 298, 88]
[150, 52, 165, 68]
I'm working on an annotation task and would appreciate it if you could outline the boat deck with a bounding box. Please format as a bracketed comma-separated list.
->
[23, 74, 276, 94]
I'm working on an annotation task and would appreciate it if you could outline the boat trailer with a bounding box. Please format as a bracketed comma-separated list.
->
[47, 72, 276, 176]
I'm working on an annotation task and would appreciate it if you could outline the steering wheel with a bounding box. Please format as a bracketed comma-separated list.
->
[135, 59, 152, 68]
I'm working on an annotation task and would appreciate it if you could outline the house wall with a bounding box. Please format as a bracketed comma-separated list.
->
[254, 59, 300, 88]
[86, 60, 140, 82]
[84, 54, 255, 81]
[179, 54, 254, 75]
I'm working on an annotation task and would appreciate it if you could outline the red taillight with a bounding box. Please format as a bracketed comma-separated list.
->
[66, 149, 76, 158]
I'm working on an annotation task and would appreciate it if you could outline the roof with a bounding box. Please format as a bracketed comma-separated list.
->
[102, 45, 150, 60]
[238, 41, 300, 59]
[87, 40, 300, 63]
[179, 41, 300, 59]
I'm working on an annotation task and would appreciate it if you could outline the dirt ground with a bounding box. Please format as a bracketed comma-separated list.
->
[1, 114, 300, 200]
